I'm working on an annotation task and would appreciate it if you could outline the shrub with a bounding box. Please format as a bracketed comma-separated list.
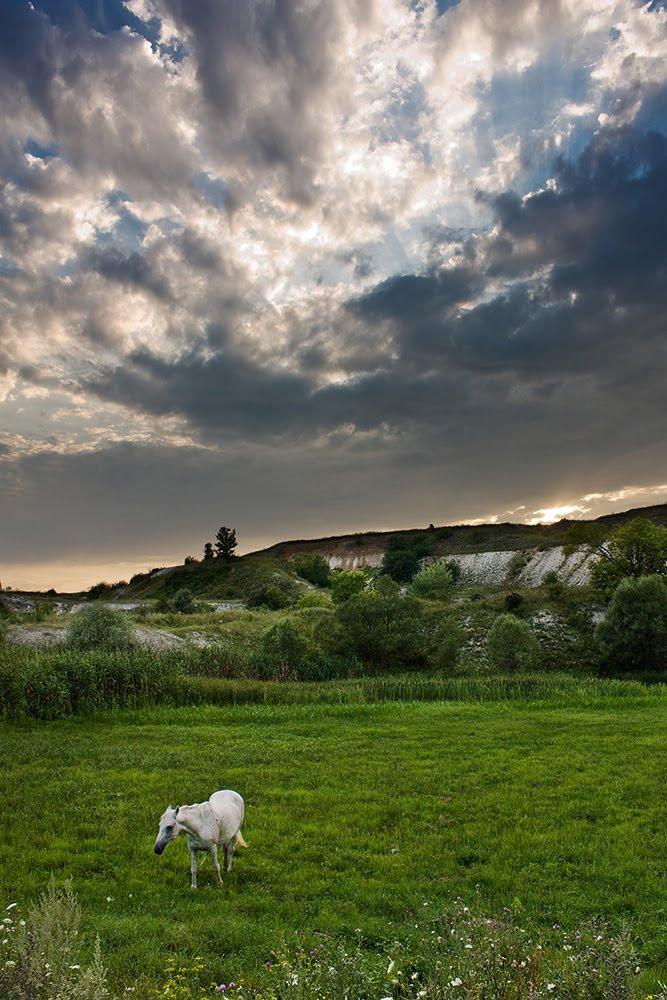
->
[290, 552, 331, 587]
[597, 574, 667, 673]
[334, 582, 425, 670]
[256, 616, 352, 682]
[429, 615, 463, 671]
[543, 570, 565, 601]
[247, 583, 291, 610]
[411, 561, 455, 601]
[66, 604, 135, 651]
[259, 616, 317, 679]
[381, 533, 434, 583]
[486, 613, 539, 671]
[444, 558, 462, 583]
[330, 569, 366, 604]
[172, 587, 196, 614]
[504, 591, 524, 612]
[0, 880, 108, 1000]
[296, 591, 332, 609]
[508, 552, 529, 579]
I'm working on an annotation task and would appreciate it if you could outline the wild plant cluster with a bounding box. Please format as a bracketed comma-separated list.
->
[3, 886, 663, 1000]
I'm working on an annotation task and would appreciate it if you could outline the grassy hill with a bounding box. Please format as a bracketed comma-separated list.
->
[121, 555, 307, 603]
[114, 502, 667, 602]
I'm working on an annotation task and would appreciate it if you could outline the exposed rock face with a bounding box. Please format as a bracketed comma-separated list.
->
[516, 546, 592, 587]
[324, 545, 593, 586]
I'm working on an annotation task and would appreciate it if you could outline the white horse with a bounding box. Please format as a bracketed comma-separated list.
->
[154, 789, 248, 888]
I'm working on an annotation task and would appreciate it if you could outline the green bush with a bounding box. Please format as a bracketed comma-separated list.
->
[381, 533, 434, 583]
[66, 603, 135, 651]
[486, 613, 539, 671]
[290, 552, 331, 587]
[597, 574, 667, 673]
[444, 558, 462, 583]
[543, 570, 565, 600]
[429, 615, 463, 671]
[334, 581, 425, 670]
[247, 583, 292, 609]
[260, 616, 315, 678]
[296, 591, 332, 609]
[504, 591, 524, 612]
[330, 569, 366, 604]
[257, 615, 353, 682]
[172, 587, 196, 614]
[411, 561, 455, 601]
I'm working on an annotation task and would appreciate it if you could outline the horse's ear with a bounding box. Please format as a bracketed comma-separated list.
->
[174, 806, 179, 816]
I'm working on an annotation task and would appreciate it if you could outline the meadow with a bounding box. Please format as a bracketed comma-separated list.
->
[1, 687, 666, 995]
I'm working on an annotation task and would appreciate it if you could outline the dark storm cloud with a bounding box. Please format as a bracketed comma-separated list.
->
[79, 116, 667, 463]
[84, 247, 172, 300]
[84, 347, 313, 437]
[351, 120, 667, 381]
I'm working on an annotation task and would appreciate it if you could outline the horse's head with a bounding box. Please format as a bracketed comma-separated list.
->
[154, 805, 181, 855]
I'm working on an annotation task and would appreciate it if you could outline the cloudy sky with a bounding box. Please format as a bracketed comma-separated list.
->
[1, 0, 666, 590]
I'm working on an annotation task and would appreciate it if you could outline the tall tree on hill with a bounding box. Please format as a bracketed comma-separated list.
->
[215, 526, 238, 559]
[203, 541, 215, 561]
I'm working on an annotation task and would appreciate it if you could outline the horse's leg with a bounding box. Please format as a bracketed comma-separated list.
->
[225, 838, 236, 872]
[189, 846, 198, 889]
[210, 845, 223, 886]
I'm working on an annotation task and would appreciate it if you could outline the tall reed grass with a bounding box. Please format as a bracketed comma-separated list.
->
[1, 643, 663, 720]
[0, 647, 185, 719]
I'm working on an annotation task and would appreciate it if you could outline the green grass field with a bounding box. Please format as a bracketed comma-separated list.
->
[1, 689, 666, 993]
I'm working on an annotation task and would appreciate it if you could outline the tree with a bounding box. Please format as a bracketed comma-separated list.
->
[203, 542, 215, 561]
[411, 562, 455, 601]
[172, 588, 196, 614]
[486, 614, 539, 671]
[334, 581, 425, 669]
[565, 517, 667, 596]
[215, 526, 238, 560]
[290, 552, 331, 587]
[597, 575, 667, 673]
[381, 534, 434, 583]
[330, 569, 366, 604]
[261, 616, 315, 678]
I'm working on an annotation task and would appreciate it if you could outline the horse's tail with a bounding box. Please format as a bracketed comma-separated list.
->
[236, 830, 249, 848]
